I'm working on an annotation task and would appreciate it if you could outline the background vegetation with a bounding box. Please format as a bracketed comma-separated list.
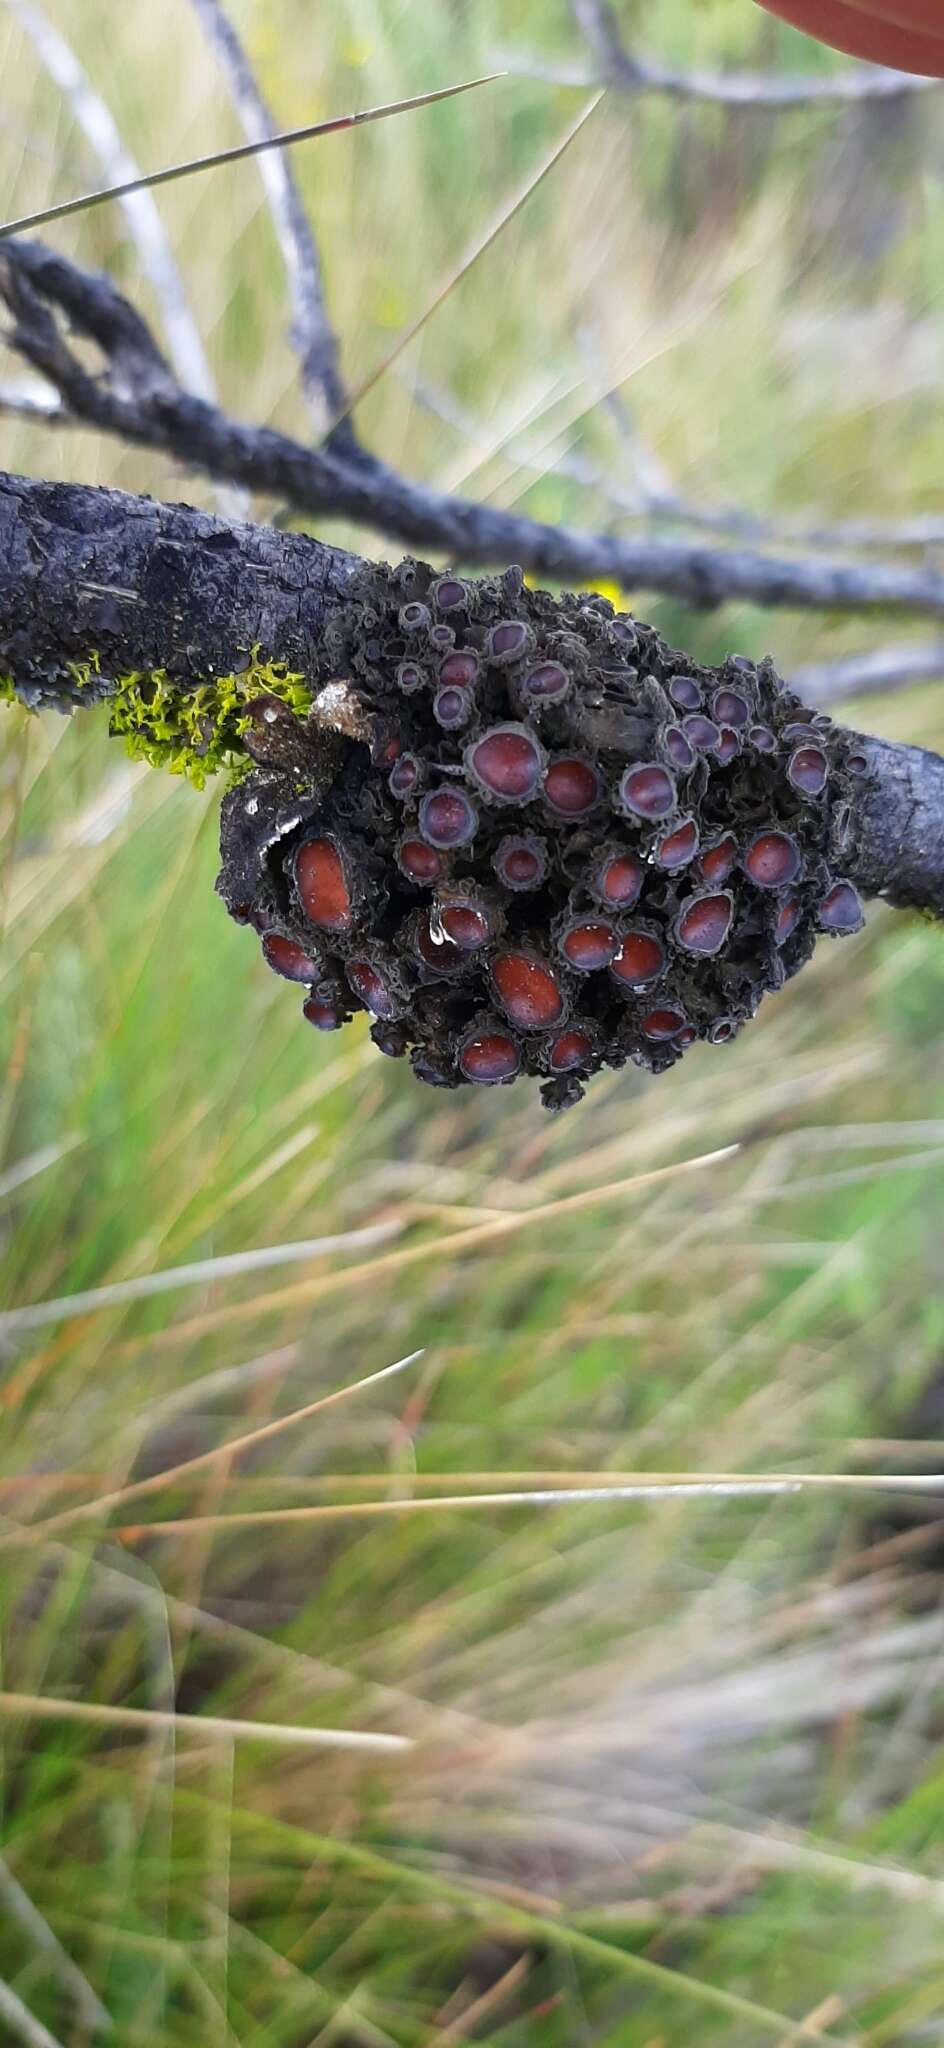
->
[2, 2, 944, 2041]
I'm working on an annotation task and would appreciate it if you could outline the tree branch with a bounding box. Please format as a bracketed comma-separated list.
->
[560, 0, 940, 105]
[8, 238, 944, 621]
[414, 359, 944, 561]
[793, 644, 944, 704]
[0, 471, 356, 709]
[845, 734, 944, 917]
[0, 377, 66, 425]
[2, 16, 940, 1108]
[2, 468, 943, 926]
[178, 0, 944, 562]
[188, 0, 353, 448]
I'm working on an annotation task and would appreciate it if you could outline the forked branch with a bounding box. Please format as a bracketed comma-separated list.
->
[6, 239, 944, 620]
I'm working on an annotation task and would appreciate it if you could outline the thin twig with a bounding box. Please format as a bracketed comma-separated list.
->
[0, 377, 65, 424]
[553, 1, 939, 105]
[506, 49, 934, 106]
[503, 52, 929, 102]
[792, 643, 944, 704]
[581, 317, 944, 557]
[404, 367, 646, 516]
[9, 242, 944, 619]
[7, 0, 253, 519]
[411, 364, 944, 560]
[581, 316, 773, 544]
[188, 0, 350, 440]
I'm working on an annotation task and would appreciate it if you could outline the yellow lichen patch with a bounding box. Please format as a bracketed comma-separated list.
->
[106, 654, 313, 788]
[67, 652, 102, 690]
[0, 653, 314, 785]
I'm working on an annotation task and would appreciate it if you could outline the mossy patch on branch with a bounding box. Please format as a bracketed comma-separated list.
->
[1, 652, 314, 786]
[107, 654, 313, 788]
[92, 655, 309, 790]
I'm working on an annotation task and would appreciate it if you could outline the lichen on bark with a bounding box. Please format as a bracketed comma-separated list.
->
[3, 473, 943, 1106]
[217, 554, 865, 1110]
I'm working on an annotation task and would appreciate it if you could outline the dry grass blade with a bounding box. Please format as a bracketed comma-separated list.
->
[9, 1461, 942, 1499]
[430, 1954, 531, 2043]
[0, 1862, 110, 2034]
[0, 1976, 63, 2048]
[116, 1143, 741, 1352]
[336, 90, 605, 426]
[0, 1691, 410, 1753]
[4, 7, 944, 2028]
[13, 1350, 424, 1540]
[777, 1997, 846, 2045]
[0, 1221, 401, 1335]
[8, 0, 215, 400]
[0, 1138, 78, 1201]
[0, 74, 505, 241]
[695, 1822, 944, 1912]
[212, 1802, 857, 2043]
[111, 1471, 944, 1542]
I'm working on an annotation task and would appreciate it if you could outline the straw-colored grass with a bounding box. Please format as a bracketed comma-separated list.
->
[3, 1, 944, 2042]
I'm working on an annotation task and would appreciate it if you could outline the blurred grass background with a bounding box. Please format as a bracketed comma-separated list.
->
[2, 1, 944, 2041]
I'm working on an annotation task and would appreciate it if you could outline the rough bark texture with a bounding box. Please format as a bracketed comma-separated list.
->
[847, 733, 944, 918]
[0, 471, 357, 709]
[2, 469, 944, 928]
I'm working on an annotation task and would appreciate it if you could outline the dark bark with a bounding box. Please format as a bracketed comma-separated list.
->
[0, 470, 357, 709]
[846, 733, 944, 919]
[2, 469, 944, 925]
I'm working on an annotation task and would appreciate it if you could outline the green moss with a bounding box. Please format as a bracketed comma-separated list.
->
[0, 653, 313, 783]
[224, 752, 257, 791]
[67, 652, 101, 691]
[106, 653, 313, 789]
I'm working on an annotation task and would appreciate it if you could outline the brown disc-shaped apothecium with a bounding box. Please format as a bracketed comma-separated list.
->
[217, 556, 863, 1111]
